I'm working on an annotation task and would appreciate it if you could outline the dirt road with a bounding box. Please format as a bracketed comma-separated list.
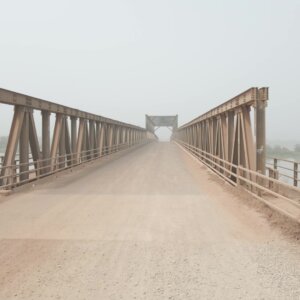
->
[0, 142, 299, 299]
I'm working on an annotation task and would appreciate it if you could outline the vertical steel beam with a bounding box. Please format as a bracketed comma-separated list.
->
[122, 128, 126, 144]
[76, 118, 85, 163]
[89, 120, 95, 158]
[95, 122, 101, 157]
[71, 117, 77, 164]
[108, 125, 114, 152]
[133, 130, 136, 145]
[230, 112, 239, 167]
[220, 114, 228, 161]
[59, 116, 66, 169]
[255, 88, 268, 174]
[131, 129, 134, 145]
[241, 106, 255, 170]
[50, 113, 63, 171]
[98, 123, 105, 157]
[115, 127, 120, 146]
[237, 111, 241, 166]
[126, 128, 129, 145]
[1, 106, 25, 187]
[116, 127, 121, 151]
[19, 111, 29, 182]
[130, 129, 133, 145]
[28, 111, 41, 176]
[42, 111, 50, 169]
[227, 111, 234, 164]
[83, 120, 89, 160]
[42, 111, 51, 174]
[65, 118, 72, 166]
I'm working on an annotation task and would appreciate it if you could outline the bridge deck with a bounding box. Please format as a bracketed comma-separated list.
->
[0, 142, 299, 299]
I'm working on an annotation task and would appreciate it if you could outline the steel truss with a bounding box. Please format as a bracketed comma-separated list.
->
[173, 87, 268, 174]
[0, 88, 156, 189]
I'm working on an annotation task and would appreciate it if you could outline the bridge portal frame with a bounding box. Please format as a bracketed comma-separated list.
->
[145, 115, 178, 134]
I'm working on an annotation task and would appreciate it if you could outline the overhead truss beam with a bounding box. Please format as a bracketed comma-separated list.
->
[145, 115, 178, 134]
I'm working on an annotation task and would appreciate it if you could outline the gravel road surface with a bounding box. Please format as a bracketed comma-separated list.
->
[0, 142, 299, 299]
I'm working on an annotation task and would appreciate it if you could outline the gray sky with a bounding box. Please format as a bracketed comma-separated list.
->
[0, 0, 299, 141]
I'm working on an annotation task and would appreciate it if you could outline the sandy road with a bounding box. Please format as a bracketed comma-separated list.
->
[0, 142, 299, 299]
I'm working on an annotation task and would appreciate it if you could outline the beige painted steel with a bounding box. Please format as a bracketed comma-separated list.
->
[145, 115, 178, 134]
[0, 88, 155, 189]
[0, 88, 143, 130]
[173, 87, 268, 176]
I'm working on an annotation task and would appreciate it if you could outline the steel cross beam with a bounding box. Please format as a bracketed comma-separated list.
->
[173, 87, 268, 175]
[0, 88, 156, 190]
[145, 115, 178, 134]
[0, 88, 143, 130]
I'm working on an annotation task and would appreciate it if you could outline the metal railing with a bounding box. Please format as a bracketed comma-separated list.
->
[175, 140, 300, 222]
[0, 140, 150, 190]
[266, 157, 300, 187]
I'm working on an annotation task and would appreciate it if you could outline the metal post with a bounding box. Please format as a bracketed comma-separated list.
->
[42, 111, 51, 174]
[95, 122, 100, 157]
[71, 117, 77, 164]
[20, 111, 29, 182]
[294, 162, 298, 187]
[108, 125, 114, 153]
[128, 129, 132, 146]
[256, 88, 268, 174]
[257, 170, 262, 197]
[236, 166, 240, 185]
[274, 158, 277, 170]
[89, 120, 95, 158]
[59, 117, 66, 169]
[98, 124, 105, 157]
[76, 118, 84, 163]
[1, 106, 25, 188]
[50, 113, 63, 171]
[127, 129, 130, 146]
[115, 127, 120, 151]
[122, 128, 126, 146]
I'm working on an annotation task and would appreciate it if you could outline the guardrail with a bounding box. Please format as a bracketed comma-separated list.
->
[266, 157, 300, 187]
[172, 87, 300, 222]
[175, 140, 300, 222]
[0, 140, 151, 190]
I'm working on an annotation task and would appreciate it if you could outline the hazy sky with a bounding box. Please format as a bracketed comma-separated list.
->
[0, 0, 299, 141]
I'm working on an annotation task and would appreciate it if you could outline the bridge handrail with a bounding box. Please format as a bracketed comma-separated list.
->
[267, 156, 300, 164]
[0, 139, 152, 190]
[174, 139, 300, 222]
[266, 157, 300, 187]
[176, 140, 300, 193]
[0, 142, 129, 168]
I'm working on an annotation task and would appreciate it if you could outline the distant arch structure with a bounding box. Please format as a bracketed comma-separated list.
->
[145, 115, 178, 135]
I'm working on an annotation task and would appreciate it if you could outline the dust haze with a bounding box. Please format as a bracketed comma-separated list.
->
[0, 0, 299, 142]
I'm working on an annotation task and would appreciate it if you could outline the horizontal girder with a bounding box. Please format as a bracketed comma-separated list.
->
[145, 115, 178, 133]
[179, 87, 268, 129]
[0, 88, 143, 130]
